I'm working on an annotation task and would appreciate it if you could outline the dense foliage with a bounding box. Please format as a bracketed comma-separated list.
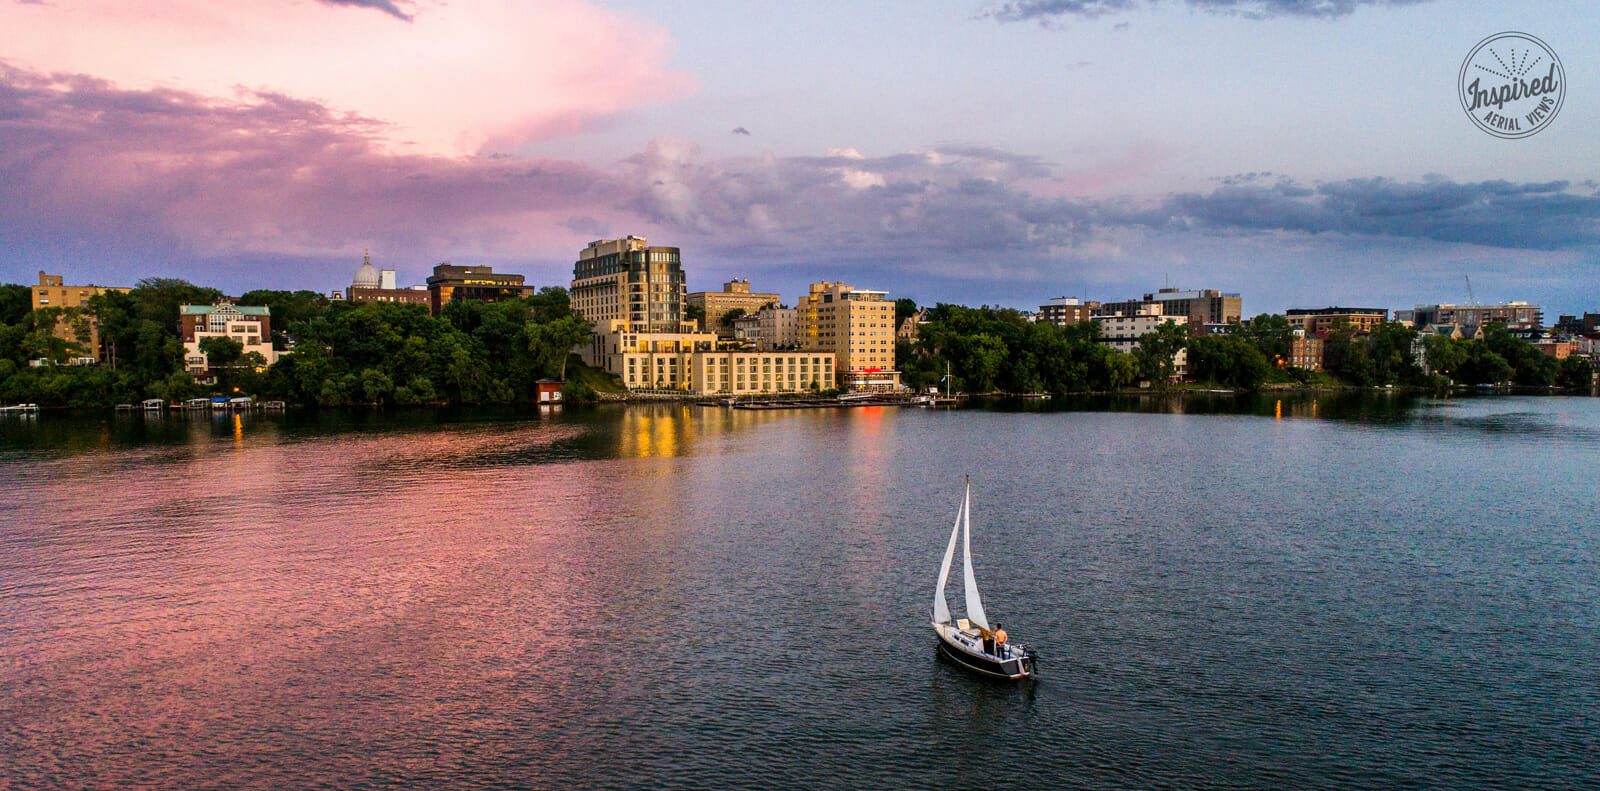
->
[1420, 323, 1580, 387]
[899, 304, 1141, 394]
[896, 305, 1590, 395]
[0, 280, 603, 408]
[3, 278, 1593, 407]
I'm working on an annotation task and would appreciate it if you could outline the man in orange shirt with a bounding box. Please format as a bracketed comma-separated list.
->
[993, 623, 1008, 658]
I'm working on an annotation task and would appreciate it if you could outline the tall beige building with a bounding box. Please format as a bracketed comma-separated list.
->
[687, 279, 780, 335]
[569, 236, 686, 332]
[30, 272, 130, 362]
[798, 281, 900, 391]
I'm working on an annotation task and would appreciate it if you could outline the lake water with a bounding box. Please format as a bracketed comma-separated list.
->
[2, 394, 1598, 790]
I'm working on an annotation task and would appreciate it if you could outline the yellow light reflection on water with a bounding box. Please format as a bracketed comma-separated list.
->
[233, 413, 244, 446]
[620, 405, 693, 458]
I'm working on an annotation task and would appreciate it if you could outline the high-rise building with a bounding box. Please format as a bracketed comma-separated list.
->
[687, 279, 781, 335]
[798, 281, 900, 391]
[425, 263, 532, 316]
[30, 272, 130, 362]
[569, 236, 686, 332]
[1096, 288, 1242, 326]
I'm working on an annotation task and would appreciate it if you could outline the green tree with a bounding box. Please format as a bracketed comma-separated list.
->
[358, 367, 394, 404]
[198, 336, 245, 392]
[527, 286, 574, 322]
[237, 289, 329, 349]
[1134, 320, 1189, 385]
[0, 284, 31, 326]
[1481, 323, 1556, 387]
[526, 314, 591, 380]
[1104, 350, 1139, 389]
[1456, 343, 1512, 385]
[198, 336, 245, 368]
[1187, 334, 1271, 389]
[1236, 314, 1293, 366]
[1557, 355, 1594, 391]
[895, 298, 918, 323]
[1367, 321, 1423, 385]
[1323, 325, 1375, 386]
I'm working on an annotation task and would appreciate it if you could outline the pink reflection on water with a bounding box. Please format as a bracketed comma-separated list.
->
[0, 417, 639, 785]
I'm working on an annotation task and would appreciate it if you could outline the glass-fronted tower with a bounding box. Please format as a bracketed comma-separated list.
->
[569, 236, 686, 332]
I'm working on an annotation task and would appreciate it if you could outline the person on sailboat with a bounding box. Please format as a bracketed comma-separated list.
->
[993, 623, 1008, 658]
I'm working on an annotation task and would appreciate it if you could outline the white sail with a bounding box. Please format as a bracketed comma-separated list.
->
[960, 482, 989, 631]
[932, 485, 962, 624]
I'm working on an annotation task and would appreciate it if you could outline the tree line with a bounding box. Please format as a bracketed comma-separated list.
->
[0, 279, 594, 407]
[895, 304, 1594, 394]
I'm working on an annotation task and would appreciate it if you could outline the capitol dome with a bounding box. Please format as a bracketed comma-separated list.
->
[352, 252, 380, 289]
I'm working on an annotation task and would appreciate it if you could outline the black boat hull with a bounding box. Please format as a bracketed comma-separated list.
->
[935, 629, 1032, 680]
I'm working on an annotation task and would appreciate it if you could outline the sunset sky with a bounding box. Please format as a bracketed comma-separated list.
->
[2, 0, 1596, 315]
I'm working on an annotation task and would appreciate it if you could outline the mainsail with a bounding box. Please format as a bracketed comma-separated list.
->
[933, 479, 988, 631]
[960, 482, 988, 631]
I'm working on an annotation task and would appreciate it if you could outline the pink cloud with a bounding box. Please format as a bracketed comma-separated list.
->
[0, 62, 629, 267]
[0, 0, 695, 156]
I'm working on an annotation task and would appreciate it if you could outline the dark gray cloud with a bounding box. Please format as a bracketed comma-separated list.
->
[1168, 177, 1600, 249]
[315, 0, 414, 22]
[616, 140, 1598, 260]
[617, 140, 1096, 265]
[985, 0, 1432, 23]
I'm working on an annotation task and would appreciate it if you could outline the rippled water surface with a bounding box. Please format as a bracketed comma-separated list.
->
[2, 395, 1598, 790]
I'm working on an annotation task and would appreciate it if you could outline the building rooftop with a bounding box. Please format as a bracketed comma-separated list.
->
[180, 304, 270, 316]
[1285, 307, 1387, 314]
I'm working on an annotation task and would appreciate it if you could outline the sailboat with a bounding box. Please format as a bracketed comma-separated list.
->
[931, 477, 1037, 680]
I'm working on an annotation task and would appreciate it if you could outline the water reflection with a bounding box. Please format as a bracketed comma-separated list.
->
[2, 396, 1599, 790]
[5, 393, 1598, 464]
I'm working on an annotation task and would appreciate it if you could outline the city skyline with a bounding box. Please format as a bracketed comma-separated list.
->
[2, 0, 1596, 315]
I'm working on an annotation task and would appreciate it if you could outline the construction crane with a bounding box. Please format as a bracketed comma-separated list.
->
[1465, 275, 1477, 307]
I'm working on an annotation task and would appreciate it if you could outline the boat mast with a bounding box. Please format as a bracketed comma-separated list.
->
[960, 477, 988, 631]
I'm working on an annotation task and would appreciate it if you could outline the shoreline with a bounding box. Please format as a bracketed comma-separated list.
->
[7, 383, 1593, 418]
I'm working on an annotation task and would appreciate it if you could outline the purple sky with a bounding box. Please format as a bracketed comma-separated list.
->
[1, 0, 1596, 317]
